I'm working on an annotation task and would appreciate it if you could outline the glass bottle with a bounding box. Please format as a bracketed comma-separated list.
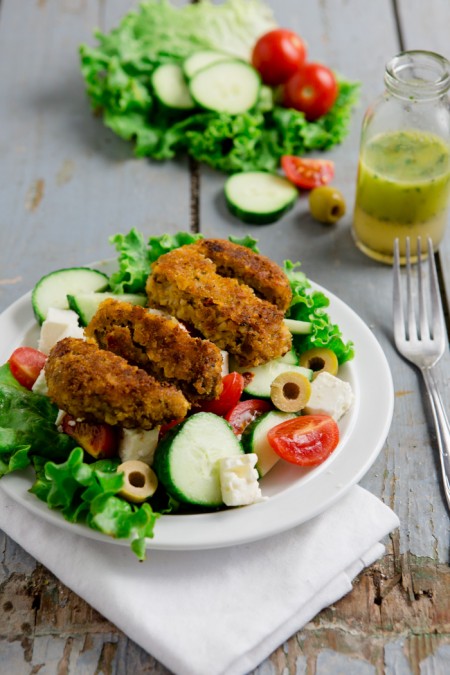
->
[352, 50, 450, 264]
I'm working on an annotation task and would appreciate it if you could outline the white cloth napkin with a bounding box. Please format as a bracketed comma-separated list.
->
[0, 484, 398, 675]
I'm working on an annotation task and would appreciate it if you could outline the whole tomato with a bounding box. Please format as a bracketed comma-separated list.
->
[283, 62, 338, 120]
[252, 29, 307, 86]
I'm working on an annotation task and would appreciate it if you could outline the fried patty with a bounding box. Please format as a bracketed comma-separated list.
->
[146, 244, 292, 367]
[85, 298, 223, 403]
[45, 337, 190, 429]
[192, 238, 292, 312]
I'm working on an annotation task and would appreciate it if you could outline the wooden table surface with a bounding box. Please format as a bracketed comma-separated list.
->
[1, 1, 450, 673]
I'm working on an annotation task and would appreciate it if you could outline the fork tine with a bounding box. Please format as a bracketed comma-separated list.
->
[427, 237, 445, 341]
[393, 238, 405, 343]
[417, 237, 429, 340]
[406, 237, 417, 342]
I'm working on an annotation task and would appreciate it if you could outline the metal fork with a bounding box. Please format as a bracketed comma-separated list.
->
[393, 237, 450, 514]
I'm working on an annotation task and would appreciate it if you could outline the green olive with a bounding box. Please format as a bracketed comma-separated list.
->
[299, 347, 339, 379]
[117, 460, 158, 504]
[308, 186, 346, 224]
[270, 371, 311, 412]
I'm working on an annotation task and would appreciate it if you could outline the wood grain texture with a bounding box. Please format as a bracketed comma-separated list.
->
[1, 0, 450, 673]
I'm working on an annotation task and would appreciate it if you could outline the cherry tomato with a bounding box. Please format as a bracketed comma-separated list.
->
[8, 347, 47, 390]
[225, 399, 272, 436]
[199, 372, 245, 417]
[282, 62, 338, 120]
[281, 155, 334, 190]
[252, 29, 307, 86]
[267, 414, 339, 466]
[61, 414, 118, 459]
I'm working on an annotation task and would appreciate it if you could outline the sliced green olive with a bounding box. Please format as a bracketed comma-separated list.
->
[299, 347, 339, 379]
[117, 460, 158, 504]
[270, 371, 311, 412]
[309, 186, 346, 224]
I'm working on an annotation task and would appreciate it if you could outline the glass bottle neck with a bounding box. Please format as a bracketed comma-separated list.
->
[384, 50, 450, 101]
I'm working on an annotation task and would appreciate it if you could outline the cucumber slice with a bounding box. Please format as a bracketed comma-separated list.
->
[241, 361, 313, 399]
[152, 63, 195, 110]
[153, 412, 244, 507]
[183, 50, 230, 79]
[189, 60, 260, 114]
[284, 318, 312, 335]
[278, 348, 299, 366]
[225, 172, 297, 225]
[32, 268, 109, 325]
[242, 411, 297, 477]
[67, 292, 147, 326]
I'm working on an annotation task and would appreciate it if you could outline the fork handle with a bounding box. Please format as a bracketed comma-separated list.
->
[422, 367, 450, 514]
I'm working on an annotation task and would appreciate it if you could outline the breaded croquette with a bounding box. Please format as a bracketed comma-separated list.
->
[85, 298, 223, 403]
[146, 245, 292, 367]
[192, 238, 292, 312]
[45, 338, 190, 429]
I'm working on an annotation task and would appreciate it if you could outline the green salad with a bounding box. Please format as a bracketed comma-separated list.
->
[0, 231, 354, 559]
[79, 0, 359, 173]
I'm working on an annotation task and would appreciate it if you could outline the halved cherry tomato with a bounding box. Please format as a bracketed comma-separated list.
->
[282, 62, 338, 121]
[61, 414, 118, 459]
[225, 399, 272, 436]
[252, 29, 307, 86]
[267, 414, 339, 466]
[8, 347, 47, 390]
[281, 155, 334, 190]
[199, 372, 245, 417]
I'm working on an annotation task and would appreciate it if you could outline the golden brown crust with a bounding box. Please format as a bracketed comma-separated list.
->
[85, 299, 223, 403]
[146, 244, 292, 367]
[192, 238, 292, 312]
[45, 338, 190, 429]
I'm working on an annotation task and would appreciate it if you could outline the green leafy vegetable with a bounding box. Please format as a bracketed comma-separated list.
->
[108, 228, 153, 294]
[0, 362, 31, 391]
[79, 0, 359, 173]
[228, 235, 259, 252]
[148, 232, 204, 263]
[284, 261, 354, 364]
[0, 364, 76, 476]
[33, 448, 159, 560]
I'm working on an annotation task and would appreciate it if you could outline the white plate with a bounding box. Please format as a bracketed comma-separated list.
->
[0, 265, 394, 550]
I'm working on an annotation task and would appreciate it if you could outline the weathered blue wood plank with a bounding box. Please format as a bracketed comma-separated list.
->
[0, 0, 191, 317]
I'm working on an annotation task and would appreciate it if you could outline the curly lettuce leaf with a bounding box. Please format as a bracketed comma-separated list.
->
[283, 261, 354, 364]
[33, 448, 159, 560]
[228, 235, 259, 253]
[108, 228, 153, 293]
[148, 232, 204, 262]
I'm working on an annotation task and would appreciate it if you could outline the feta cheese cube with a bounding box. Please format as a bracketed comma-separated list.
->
[38, 308, 84, 355]
[303, 372, 354, 421]
[31, 368, 48, 396]
[220, 453, 263, 506]
[118, 427, 160, 466]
